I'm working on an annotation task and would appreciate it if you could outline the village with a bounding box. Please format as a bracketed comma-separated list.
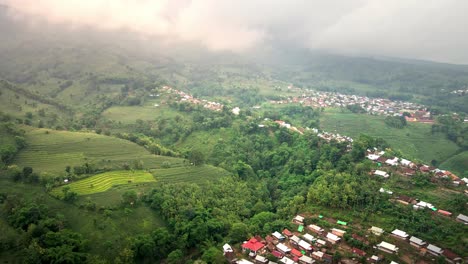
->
[160, 86, 224, 111]
[269, 87, 432, 122]
[222, 210, 466, 264]
[218, 145, 468, 264]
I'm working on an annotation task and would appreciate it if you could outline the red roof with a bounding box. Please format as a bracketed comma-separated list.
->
[352, 234, 366, 242]
[352, 247, 366, 256]
[291, 248, 303, 257]
[442, 249, 460, 260]
[242, 238, 264, 252]
[272, 250, 283, 258]
[282, 228, 293, 237]
[437, 209, 452, 216]
[293, 256, 300, 262]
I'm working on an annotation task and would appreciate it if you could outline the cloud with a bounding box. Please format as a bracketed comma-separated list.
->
[2, 0, 468, 63]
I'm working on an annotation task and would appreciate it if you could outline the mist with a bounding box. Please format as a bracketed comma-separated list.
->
[2, 0, 468, 64]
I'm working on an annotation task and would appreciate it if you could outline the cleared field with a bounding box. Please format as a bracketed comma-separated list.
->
[51, 170, 156, 197]
[102, 103, 181, 124]
[13, 127, 184, 174]
[320, 110, 460, 164]
[439, 151, 468, 177]
[151, 165, 231, 185]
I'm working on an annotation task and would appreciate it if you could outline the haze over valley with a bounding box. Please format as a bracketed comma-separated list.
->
[0, 2, 467, 263]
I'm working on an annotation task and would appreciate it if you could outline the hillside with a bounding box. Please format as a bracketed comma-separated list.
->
[320, 109, 461, 165]
[12, 127, 184, 174]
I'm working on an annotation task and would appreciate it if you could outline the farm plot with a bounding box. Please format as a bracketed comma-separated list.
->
[51, 170, 155, 197]
[13, 127, 184, 174]
[151, 165, 230, 185]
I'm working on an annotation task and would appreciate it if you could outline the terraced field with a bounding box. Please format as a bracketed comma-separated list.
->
[151, 165, 231, 185]
[51, 170, 155, 197]
[13, 127, 184, 174]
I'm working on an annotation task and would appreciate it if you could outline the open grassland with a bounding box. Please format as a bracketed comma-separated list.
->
[51, 170, 156, 197]
[101, 101, 181, 124]
[320, 110, 460, 164]
[151, 165, 230, 185]
[439, 151, 468, 177]
[13, 127, 184, 174]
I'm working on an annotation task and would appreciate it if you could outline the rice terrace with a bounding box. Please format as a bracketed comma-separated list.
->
[51, 170, 156, 197]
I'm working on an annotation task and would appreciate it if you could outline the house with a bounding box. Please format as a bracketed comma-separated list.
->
[379, 188, 393, 194]
[377, 241, 398, 254]
[396, 195, 413, 205]
[337, 220, 347, 226]
[419, 165, 430, 173]
[242, 238, 265, 255]
[265, 235, 275, 245]
[374, 170, 390, 178]
[456, 213, 468, 224]
[315, 239, 327, 247]
[276, 243, 291, 254]
[302, 233, 315, 243]
[312, 251, 324, 261]
[437, 209, 452, 217]
[391, 229, 409, 240]
[409, 236, 426, 249]
[290, 235, 300, 245]
[368, 255, 381, 263]
[293, 215, 305, 224]
[426, 244, 443, 256]
[385, 157, 399, 166]
[367, 154, 380, 161]
[352, 247, 366, 257]
[400, 158, 412, 167]
[326, 232, 341, 244]
[282, 229, 293, 237]
[307, 224, 324, 234]
[400, 168, 415, 176]
[331, 228, 346, 237]
[272, 250, 284, 259]
[273, 231, 286, 241]
[442, 249, 463, 264]
[369, 226, 384, 236]
[298, 255, 314, 264]
[255, 255, 269, 264]
[291, 248, 303, 258]
[298, 240, 313, 251]
[416, 201, 434, 209]
[223, 244, 234, 253]
[279, 256, 296, 264]
[390, 262, 399, 264]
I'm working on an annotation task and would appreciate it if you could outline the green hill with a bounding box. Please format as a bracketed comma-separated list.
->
[13, 127, 184, 174]
[320, 110, 461, 165]
[439, 151, 468, 177]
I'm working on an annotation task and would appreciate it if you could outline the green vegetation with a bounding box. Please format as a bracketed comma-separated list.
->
[151, 165, 230, 185]
[51, 170, 156, 197]
[440, 151, 468, 177]
[13, 127, 183, 174]
[320, 109, 461, 164]
[1, 19, 467, 263]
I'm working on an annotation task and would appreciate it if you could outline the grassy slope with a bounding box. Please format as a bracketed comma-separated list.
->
[51, 170, 156, 197]
[13, 127, 184, 174]
[0, 178, 165, 259]
[439, 151, 468, 177]
[151, 165, 230, 185]
[320, 109, 460, 164]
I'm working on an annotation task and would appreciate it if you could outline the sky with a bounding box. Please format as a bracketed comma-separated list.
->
[3, 0, 468, 64]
